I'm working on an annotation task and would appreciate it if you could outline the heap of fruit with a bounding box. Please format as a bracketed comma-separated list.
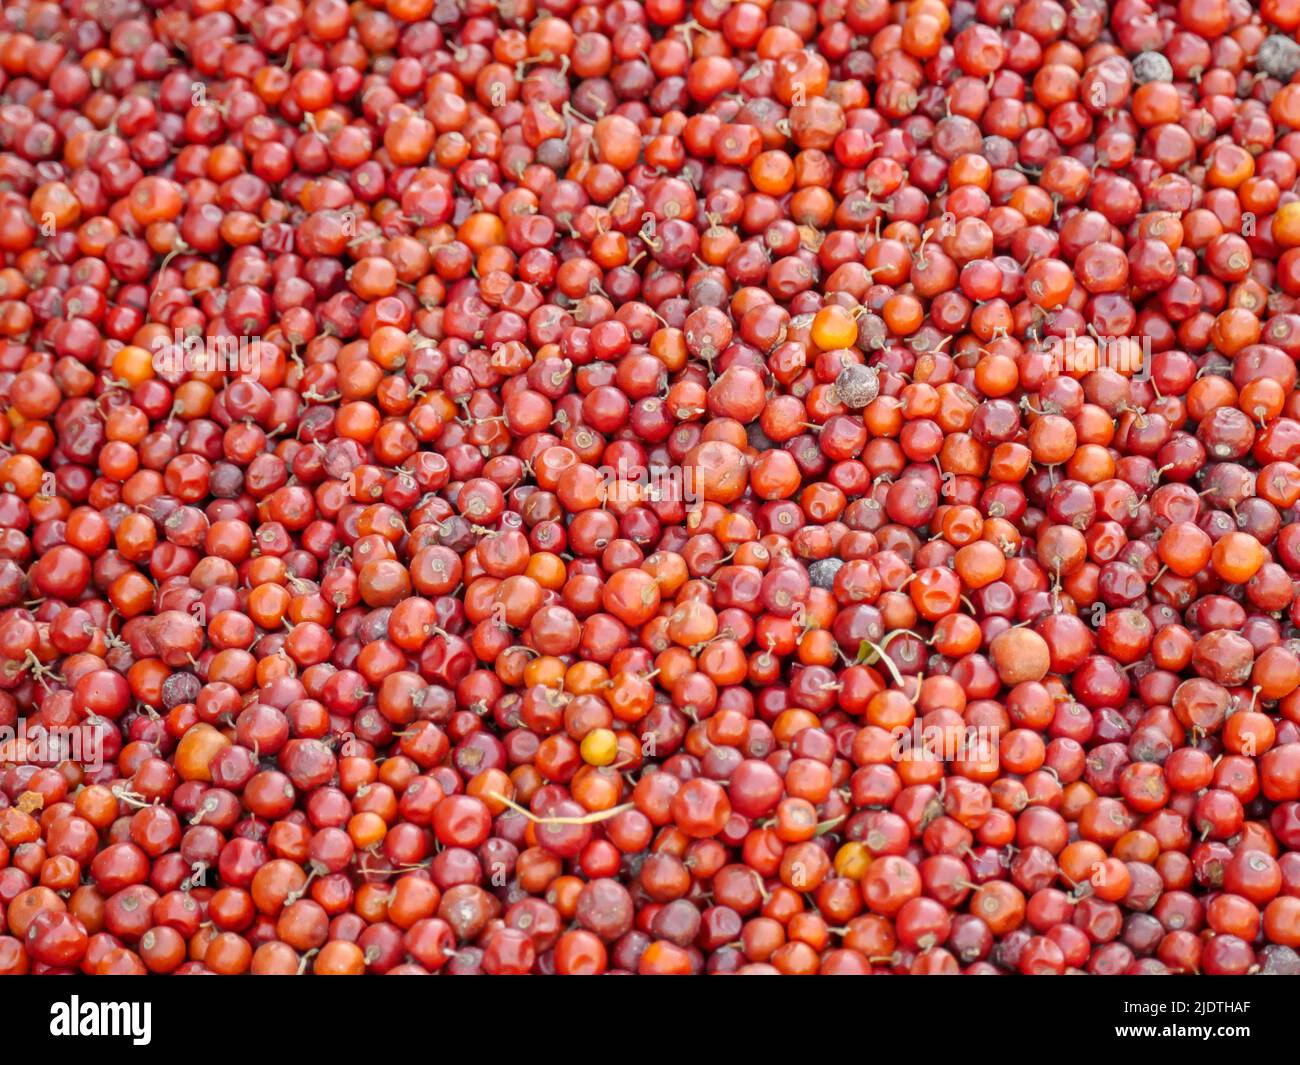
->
[3, 0, 1300, 974]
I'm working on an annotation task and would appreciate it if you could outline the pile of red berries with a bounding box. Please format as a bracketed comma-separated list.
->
[2, 0, 1300, 975]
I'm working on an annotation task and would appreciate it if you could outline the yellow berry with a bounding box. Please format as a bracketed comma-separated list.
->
[834, 840, 871, 879]
[112, 345, 156, 386]
[580, 728, 618, 767]
[1274, 200, 1300, 248]
[810, 304, 857, 351]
